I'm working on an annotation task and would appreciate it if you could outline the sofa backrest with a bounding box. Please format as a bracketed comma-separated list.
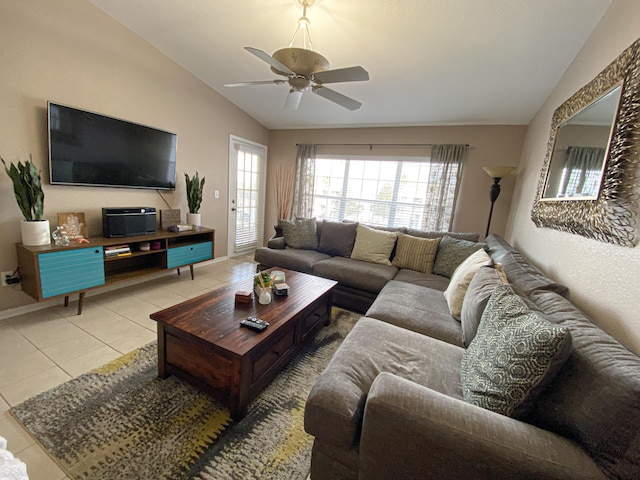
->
[406, 229, 479, 243]
[485, 235, 569, 298]
[527, 289, 640, 480]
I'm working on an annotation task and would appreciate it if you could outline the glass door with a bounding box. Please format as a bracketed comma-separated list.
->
[228, 135, 267, 256]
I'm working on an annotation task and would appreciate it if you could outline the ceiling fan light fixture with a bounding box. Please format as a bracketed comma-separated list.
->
[289, 1, 314, 50]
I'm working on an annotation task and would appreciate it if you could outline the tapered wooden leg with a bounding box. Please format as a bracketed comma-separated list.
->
[64, 295, 69, 307]
[77, 292, 85, 315]
[177, 268, 181, 276]
[190, 264, 194, 280]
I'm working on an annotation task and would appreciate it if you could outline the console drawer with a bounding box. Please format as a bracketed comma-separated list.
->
[39, 247, 105, 298]
[167, 241, 212, 268]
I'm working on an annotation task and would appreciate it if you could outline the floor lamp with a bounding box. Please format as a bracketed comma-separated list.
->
[482, 166, 516, 238]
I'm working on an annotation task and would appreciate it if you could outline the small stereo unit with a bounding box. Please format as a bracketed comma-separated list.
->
[102, 207, 157, 238]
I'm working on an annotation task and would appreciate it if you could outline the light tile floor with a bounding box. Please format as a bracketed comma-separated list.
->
[0, 255, 257, 480]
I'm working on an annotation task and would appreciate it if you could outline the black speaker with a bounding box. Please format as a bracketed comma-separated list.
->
[102, 207, 157, 238]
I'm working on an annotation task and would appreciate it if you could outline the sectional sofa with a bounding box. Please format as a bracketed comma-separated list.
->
[254, 220, 640, 479]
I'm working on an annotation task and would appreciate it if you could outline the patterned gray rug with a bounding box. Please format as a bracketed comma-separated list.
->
[11, 308, 359, 480]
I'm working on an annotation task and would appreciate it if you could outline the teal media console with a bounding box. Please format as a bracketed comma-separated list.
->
[16, 227, 215, 314]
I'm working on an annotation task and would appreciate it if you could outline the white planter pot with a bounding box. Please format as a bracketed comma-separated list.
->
[186, 213, 201, 227]
[21, 219, 51, 246]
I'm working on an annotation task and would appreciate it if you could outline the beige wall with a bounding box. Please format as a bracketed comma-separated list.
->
[266, 126, 526, 243]
[0, 0, 268, 310]
[507, 0, 640, 354]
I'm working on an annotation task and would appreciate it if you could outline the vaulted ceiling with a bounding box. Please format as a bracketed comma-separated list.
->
[89, 0, 612, 129]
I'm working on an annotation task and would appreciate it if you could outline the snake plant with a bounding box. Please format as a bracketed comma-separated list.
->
[2, 155, 45, 221]
[184, 171, 205, 214]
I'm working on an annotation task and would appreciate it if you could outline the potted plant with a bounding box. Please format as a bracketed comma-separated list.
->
[184, 171, 205, 226]
[2, 155, 50, 246]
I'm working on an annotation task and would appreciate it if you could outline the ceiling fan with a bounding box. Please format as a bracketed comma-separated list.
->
[224, 0, 369, 111]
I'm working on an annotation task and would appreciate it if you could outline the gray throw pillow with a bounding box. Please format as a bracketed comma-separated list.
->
[433, 235, 486, 278]
[460, 284, 572, 419]
[317, 221, 358, 257]
[280, 217, 318, 249]
[460, 266, 505, 347]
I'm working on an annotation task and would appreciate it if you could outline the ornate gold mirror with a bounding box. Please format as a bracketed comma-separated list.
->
[531, 38, 640, 247]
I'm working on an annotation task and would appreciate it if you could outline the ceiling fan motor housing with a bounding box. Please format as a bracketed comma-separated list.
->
[272, 47, 329, 76]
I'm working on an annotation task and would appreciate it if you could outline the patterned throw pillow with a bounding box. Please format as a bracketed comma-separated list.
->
[391, 234, 440, 273]
[433, 236, 486, 278]
[460, 284, 572, 419]
[443, 249, 493, 320]
[280, 217, 318, 249]
[350, 224, 398, 265]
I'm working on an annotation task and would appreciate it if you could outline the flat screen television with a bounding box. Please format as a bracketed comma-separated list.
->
[48, 102, 177, 190]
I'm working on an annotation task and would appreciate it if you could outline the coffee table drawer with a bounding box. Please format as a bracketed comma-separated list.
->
[166, 332, 233, 389]
[252, 327, 296, 382]
[301, 301, 330, 340]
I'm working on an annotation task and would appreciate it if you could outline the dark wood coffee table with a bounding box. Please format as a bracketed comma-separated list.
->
[150, 268, 337, 418]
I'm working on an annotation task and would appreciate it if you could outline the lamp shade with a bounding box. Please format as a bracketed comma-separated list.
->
[483, 166, 516, 179]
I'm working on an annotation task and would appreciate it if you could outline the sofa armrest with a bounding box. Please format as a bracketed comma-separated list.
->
[267, 236, 286, 249]
[359, 373, 606, 480]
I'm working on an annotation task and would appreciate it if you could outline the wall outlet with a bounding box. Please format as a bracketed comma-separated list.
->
[1, 271, 19, 287]
[214, 190, 220, 199]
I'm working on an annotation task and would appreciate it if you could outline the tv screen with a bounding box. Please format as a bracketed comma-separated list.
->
[48, 102, 177, 190]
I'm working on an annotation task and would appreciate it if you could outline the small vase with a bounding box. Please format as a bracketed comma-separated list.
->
[186, 213, 201, 227]
[258, 288, 272, 305]
[21, 219, 51, 246]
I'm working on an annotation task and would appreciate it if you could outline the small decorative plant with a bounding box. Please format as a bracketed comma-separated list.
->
[184, 171, 205, 214]
[254, 271, 273, 290]
[2, 155, 45, 221]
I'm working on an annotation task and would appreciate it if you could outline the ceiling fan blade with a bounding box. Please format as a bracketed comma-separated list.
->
[224, 80, 285, 87]
[244, 47, 294, 76]
[313, 66, 369, 84]
[284, 91, 304, 110]
[313, 86, 362, 111]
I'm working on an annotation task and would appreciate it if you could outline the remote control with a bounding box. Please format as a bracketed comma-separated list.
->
[240, 317, 270, 331]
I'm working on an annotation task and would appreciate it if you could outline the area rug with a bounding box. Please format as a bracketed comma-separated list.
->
[11, 308, 360, 480]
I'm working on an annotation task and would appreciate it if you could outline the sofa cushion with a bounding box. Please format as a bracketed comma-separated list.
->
[433, 236, 486, 278]
[460, 266, 505, 347]
[391, 234, 440, 273]
[461, 285, 572, 419]
[527, 290, 640, 480]
[392, 269, 450, 291]
[443, 249, 493, 320]
[313, 256, 397, 294]
[304, 317, 464, 449]
[500, 251, 569, 298]
[366, 280, 463, 346]
[317, 221, 358, 257]
[350, 224, 398, 265]
[253, 247, 331, 274]
[484, 235, 569, 299]
[405, 229, 479, 243]
[280, 217, 318, 249]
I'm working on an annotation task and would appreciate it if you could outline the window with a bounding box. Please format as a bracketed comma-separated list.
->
[309, 155, 461, 230]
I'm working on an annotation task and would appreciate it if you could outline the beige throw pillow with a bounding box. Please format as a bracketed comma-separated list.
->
[350, 224, 398, 265]
[392, 234, 440, 273]
[443, 249, 493, 320]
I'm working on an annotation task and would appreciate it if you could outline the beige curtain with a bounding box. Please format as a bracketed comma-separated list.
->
[292, 144, 316, 218]
[423, 144, 467, 231]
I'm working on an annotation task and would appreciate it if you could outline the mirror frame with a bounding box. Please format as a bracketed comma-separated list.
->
[531, 37, 640, 247]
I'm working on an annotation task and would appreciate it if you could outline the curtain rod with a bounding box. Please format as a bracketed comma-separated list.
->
[296, 143, 470, 148]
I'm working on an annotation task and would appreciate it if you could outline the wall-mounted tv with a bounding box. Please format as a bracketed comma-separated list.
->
[48, 102, 177, 190]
